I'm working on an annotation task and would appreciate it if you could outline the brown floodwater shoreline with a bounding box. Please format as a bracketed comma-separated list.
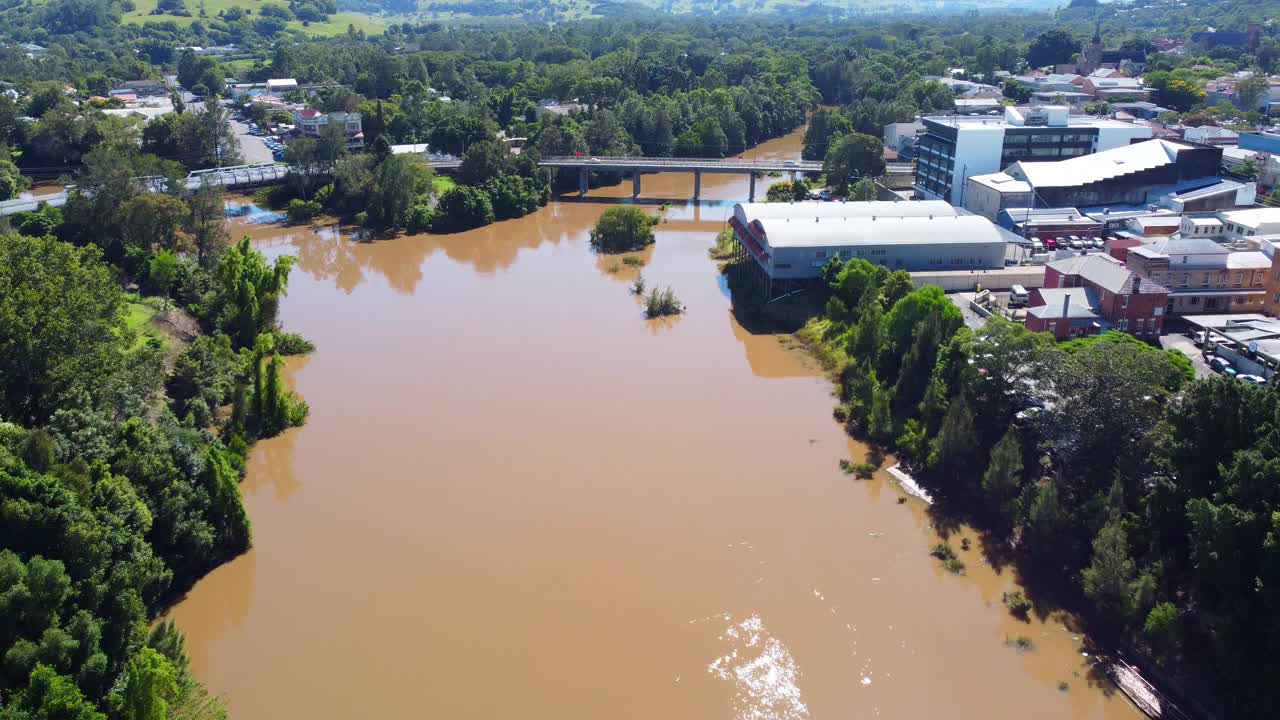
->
[167, 128, 1141, 720]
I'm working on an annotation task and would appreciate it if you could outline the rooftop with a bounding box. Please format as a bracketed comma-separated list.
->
[923, 107, 1144, 131]
[1131, 236, 1232, 259]
[1048, 253, 1168, 295]
[736, 200, 958, 224]
[968, 172, 1032, 194]
[1008, 139, 1194, 189]
[751, 214, 1008, 250]
[1032, 287, 1102, 319]
[1220, 207, 1280, 229]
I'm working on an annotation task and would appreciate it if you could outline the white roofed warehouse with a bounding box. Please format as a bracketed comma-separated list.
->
[726, 201, 1010, 300]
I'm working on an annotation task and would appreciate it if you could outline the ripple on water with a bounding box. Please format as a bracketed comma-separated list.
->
[707, 614, 808, 720]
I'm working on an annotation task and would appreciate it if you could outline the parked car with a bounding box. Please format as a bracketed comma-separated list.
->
[1091, 238, 1104, 249]
[1208, 356, 1237, 376]
[1044, 238, 1058, 250]
[1237, 374, 1268, 385]
[1069, 238, 1084, 250]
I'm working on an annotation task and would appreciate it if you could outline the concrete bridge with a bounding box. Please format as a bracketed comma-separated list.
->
[539, 156, 824, 200]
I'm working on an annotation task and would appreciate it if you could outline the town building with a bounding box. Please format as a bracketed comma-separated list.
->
[293, 108, 364, 148]
[883, 121, 925, 158]
[1027, 253, 1169, 339]
[1078, 28, 1149, 75]
[1182, 126, 1239, 145]
[1010, 139, 1236, 208]
[1125, 237, 1269, 314]
[1030, 91, 1092, 107]
[916, 105, 1152, 205]
[964, 172, 1032, 220]
[1240, 132, 1280, 155]
[1111, 102, 1174, 121]
[726, 201, 1011, 299]
[266, 78, 298, 92]
[1218, 207, 1280, 238]
[1080, 76, 1149, 102]
[997, 207, 1103, 240]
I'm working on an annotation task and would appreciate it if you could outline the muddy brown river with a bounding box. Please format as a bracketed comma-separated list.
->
[168, 129, 1139, 720]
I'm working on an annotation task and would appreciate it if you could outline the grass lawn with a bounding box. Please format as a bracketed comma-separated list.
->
[125, 294, 179, 352]
[121, 0, 388, 36]
[432, 175, 457, 195]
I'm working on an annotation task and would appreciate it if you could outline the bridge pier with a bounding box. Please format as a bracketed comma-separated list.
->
[693, 170, 701, 200]
[579, 167, 589, 197]
[632, 170, 641, 198]
[749, 174, 756, 202]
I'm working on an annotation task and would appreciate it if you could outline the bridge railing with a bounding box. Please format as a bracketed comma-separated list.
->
[539, 155, 823, 169]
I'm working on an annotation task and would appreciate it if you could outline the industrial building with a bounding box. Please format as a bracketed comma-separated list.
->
[727, 201, 1011, 299]
[916, 105, 1152, 205]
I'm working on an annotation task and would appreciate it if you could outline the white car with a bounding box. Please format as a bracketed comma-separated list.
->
[1237, 374, 1268, 386]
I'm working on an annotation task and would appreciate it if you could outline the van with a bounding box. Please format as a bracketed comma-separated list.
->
[1009, 285, 1029, 307]
[1031, 238, 1044, 253]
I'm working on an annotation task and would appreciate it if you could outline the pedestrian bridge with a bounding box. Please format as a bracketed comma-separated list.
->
[0, 160, 464, 216]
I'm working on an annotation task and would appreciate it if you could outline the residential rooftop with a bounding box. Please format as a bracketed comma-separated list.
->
[751, 215, 1008, 250]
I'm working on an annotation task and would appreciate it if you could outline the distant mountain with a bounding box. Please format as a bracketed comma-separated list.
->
[372, 0, 1066, 21]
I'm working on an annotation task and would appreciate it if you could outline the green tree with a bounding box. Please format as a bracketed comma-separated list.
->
[0, 234, 125, 424]
[211, 238, 294, 349]
[981, 426, 1024, 527]
[8, 664, 105, 720]
[1027, 29, 1078, 68]
[589, 206, 658, 253]
[431, 186, 495, 233]
[458, 139, 512, 186]
[823, 133, 886, 194]
[119, 648, 178, 720]
[147, 251, 179, 308]
[1082, 519, 1153, 625]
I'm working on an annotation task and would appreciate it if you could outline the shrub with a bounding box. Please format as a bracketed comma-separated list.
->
[644, 286, 683, 317]
[1007, 636, 1035, 653]
[275, 331, 316, 356]
[943, 557, 966, 574]
[840, 459, 877, 478]
[286, 198, 321, 223]
[930, 542, 956, 561]
[1002, 590, 1033, 619]
[405, 203, 435, 234]
[631, 274, 646, 295]
[590, 206, 658, 253]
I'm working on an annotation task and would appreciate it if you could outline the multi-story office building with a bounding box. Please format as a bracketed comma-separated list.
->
[915, 105, 1152, 205]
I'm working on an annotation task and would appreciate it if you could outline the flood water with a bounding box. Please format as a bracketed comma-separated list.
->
[168, 129, 1139, 720]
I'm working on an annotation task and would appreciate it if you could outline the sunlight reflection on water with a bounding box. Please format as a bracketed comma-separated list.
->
[707, 614, 809, 720]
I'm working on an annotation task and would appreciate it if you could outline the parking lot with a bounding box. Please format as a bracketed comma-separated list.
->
[1158, 331, 1215, 379]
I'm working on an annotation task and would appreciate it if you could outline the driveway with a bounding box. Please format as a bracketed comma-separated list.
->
[1159, 333, 1214, 379]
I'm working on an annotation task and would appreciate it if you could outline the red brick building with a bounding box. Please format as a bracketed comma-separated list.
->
[1027, 254, 1170, 339]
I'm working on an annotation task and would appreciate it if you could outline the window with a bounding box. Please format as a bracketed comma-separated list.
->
[1233, 272, 1243, 287]
[814, 251, 827, 259]
[1181, 272, 1190, 286]
[1116, 318, 1127, 331]
[774, 263, 792, 269]
[1120, 294, 1129, 310]
[839, 250, 852, 259]
[1048, 321, 1058, 334]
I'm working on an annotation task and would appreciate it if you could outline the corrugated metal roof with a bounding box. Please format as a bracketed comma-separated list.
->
[735, 200, 957, 225]
[754, 214, 1007, 250]
[1009, 139, 1190, 188]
